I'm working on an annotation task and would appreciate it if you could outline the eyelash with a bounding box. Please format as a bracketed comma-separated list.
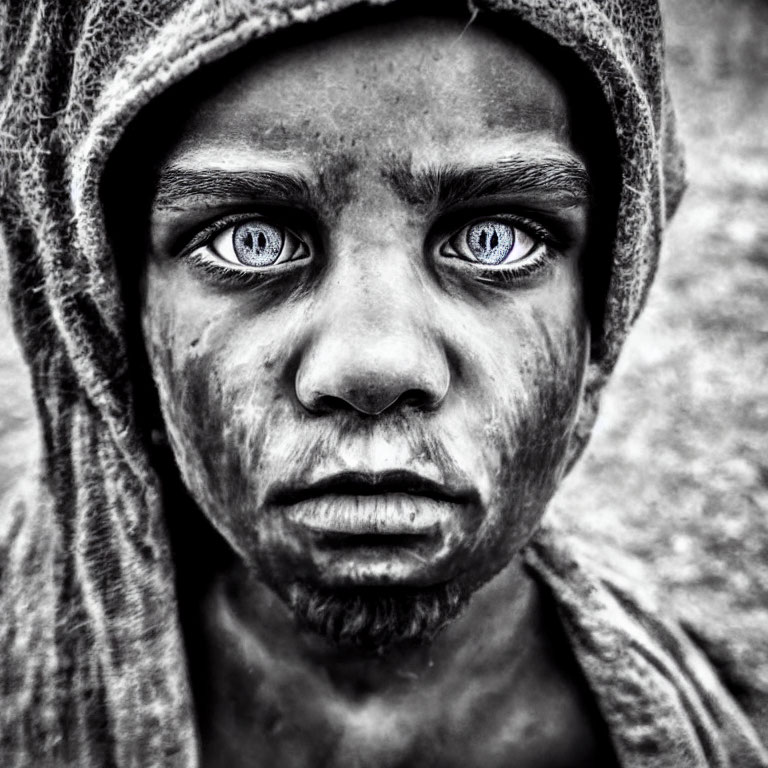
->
[177, 211, 560, 287]
[473, 251, 549, 285]
[178, 212, 310, 288]
[184, 250, 296, 289]
[178, 212, 254, 256]
[437, 214, 561, 283]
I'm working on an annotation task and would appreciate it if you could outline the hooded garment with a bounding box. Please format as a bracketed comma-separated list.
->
[0, 0, 766, 766]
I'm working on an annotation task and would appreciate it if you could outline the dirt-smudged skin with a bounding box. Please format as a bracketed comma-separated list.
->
[136, 11, 613, 768]
[144, 272, 586, 618]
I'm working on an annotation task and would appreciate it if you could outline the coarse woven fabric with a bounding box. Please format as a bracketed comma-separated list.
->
[527, 524, 768, 767]
[0, 0, 764, 766]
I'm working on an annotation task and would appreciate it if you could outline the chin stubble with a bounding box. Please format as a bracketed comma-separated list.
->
[286, 581, 468, 653]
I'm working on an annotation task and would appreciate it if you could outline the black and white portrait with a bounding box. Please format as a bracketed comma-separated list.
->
[0, 0, 766, 765]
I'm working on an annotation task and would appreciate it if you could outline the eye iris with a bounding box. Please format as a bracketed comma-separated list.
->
[232, 221, 283, 266]
[467, 221, 516, 265]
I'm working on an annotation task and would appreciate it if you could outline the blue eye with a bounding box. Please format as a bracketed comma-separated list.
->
[466, 221, 516, 265]
[202, 217, 309, 269]
[442, 218, 542, 267]
[232, 221, 284, 266]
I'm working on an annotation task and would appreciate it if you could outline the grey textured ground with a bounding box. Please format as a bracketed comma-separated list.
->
[1, 0, 766, 684]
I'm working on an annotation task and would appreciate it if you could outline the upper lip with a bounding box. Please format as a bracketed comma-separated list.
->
[270, 469, 475, 506]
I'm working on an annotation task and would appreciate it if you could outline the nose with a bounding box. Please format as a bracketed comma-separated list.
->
[295, 269, 450, 417]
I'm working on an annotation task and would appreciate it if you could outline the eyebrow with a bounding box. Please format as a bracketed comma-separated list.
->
[383, 153, 592, 211]
[152, 153, 591, 215]
[152, 166, 314, 209]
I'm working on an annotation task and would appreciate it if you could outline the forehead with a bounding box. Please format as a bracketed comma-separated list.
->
[164, 15, 573, 171]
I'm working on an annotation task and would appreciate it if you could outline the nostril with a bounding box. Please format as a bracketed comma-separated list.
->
[397, 388, 440, 410]
[302, 386, 443, 417]
[309, 393, 360, 415]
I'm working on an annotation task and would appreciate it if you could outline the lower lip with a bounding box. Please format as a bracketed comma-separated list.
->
[284, 493, 452, 536]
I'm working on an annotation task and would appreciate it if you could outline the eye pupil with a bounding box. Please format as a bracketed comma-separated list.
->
[467, 221, 516, 265]
[233, 221, 283, 266]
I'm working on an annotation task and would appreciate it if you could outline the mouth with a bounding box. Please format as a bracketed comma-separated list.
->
[273, 469, 470, 506]
[271, 469, 474, 536]
[268, 469, 478, 586]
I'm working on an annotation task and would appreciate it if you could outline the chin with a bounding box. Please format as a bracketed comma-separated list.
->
[285, 580, 469, 654]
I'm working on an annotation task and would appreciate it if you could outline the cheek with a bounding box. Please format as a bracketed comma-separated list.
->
[141, 282, 294, 556]
[461, 307, 588, 565]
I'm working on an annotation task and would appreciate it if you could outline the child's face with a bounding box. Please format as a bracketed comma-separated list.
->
[139, 14, 592, 648]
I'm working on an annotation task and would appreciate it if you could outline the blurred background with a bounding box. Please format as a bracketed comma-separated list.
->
[1, 0, 767, 716]
[552, 0, 768, 707]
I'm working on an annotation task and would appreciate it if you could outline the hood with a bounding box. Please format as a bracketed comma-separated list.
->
[0, 0, 684, 764]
